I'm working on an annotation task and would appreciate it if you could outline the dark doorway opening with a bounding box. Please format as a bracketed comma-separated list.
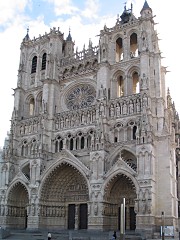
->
[25, 209, 28, 229]
[79, 204, 88, 229]
[68, 204, 75, 229]
[130, 207, 136, 230]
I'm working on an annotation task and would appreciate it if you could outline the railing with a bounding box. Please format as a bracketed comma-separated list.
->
[60, 46, 99, 67]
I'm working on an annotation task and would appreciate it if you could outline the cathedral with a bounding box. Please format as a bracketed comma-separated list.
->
[0, 1, 180, 239]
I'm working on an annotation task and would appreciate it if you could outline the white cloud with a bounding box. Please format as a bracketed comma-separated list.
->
[46, 0, 79, 16]
[0, 13, 49, 147]
[0, 0, 31, 25]
[81, 0, 100, 19]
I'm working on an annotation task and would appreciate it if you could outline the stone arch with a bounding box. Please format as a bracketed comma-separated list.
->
[111, 70, 125, 98]
[5, 181, 29, 229]
[126, 118, 138, 141]
[40, 50, 47, 70]
[107, 146, 137, 171]
[127, 66, 140, 95]
[21, 138, 29, 156]
[114, 121, 124, 143]
[24, 94, 35, 117]
[127, 29, 139, 58]
[36, 91, 43, 114]
[102, 169, 139, 230]
[114, 34, 123, 62]
[39, 158, 90, 229]
[54, 134, 64, 153]
[28, 53, 38, 74]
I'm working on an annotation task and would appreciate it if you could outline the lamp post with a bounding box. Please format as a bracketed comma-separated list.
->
[120, 198, 125, 240]
[161, 211, 165, 240]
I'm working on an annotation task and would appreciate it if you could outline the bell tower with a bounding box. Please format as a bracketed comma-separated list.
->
[96, 1, 178, 237]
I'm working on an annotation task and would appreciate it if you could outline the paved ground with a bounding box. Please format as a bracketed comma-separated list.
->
[0, 229, 179, 240]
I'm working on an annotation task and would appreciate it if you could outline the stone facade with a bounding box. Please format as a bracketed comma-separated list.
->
[0, 1, 180, 238]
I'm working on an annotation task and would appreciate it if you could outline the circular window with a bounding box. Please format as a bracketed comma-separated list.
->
[66, 84, 96, 110]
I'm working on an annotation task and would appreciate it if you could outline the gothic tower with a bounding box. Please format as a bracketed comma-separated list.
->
[0, 1, 179, 239]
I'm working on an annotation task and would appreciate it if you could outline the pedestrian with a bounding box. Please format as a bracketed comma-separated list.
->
[112, 230, 117, 239]
[47, 232, 51, 240]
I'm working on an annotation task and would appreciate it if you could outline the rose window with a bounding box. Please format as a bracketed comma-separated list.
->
[66, 84, 96, 110]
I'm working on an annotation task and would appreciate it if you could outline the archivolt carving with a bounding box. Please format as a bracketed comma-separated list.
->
[40, 163, 89, 204]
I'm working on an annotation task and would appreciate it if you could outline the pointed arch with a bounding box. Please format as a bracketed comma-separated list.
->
[31, 56, 37, 73]
[112, 70, 125, 98]
[130, 32, 138, 58]
[116, 37, 123, 62]
[41, 52, 47, 70]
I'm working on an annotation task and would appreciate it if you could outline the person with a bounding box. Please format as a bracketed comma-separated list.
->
[112, 231, 117, 239]
[47, 232, 51, 240]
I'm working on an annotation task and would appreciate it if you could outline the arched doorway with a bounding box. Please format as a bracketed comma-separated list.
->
[40, 163, 89, 230]
[7, 182, 29, 229]
[104, 173, 137, 231]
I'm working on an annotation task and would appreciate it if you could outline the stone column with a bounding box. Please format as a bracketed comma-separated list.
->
[75, 204, 79, 230]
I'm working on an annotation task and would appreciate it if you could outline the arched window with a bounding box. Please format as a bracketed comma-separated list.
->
[130, 33, 138, 58]
[116, 37, 123, 62]
[31, 56, 37, 73]
[81, 136, 85, 149]
[55, 136, 63, 152]
[29, 98, 35, 116]
[117, 75, 124, 97]
[70, 138, 73, 150]
[133, 126, 137, 140]
[41, 53, 47, 70]
[132, 72, 139, 94]
[21, 140, 28, 156]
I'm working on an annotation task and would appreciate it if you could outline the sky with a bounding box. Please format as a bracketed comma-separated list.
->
[0, 0, 180, 148]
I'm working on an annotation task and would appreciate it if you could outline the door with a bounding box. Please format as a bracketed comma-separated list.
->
[25, 209, 28, 229]
[79, 204, 87, 229]
[68, 204, 75, 229]
[130, 207, 136, 230]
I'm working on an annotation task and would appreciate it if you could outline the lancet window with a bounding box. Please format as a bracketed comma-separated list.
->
[130, 33, 138, 58]
[116, 37, 123, 62]
[41, 53, 47, 70]
[117, 75, 124, 97]
[31, 56, 37, 73]
[132, 72, 139, 94]
[29, 98, 35, 116]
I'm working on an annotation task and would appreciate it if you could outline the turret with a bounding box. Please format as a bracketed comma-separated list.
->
[140, 0, 153, 18]
[64, 29, 74, 57]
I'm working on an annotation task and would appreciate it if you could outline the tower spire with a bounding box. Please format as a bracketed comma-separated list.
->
[23, 27, 30, 42]
[66, 27, 72, 41]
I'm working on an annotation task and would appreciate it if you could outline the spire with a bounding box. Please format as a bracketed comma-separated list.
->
[140, 0, 152, 14]
[66, 28, 72, 41]
[23, 27, 30, 42]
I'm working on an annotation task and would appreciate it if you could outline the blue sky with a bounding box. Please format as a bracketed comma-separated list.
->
[0, 0, 179, 147]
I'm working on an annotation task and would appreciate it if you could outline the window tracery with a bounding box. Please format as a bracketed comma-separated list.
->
[66, 84, 96, 110]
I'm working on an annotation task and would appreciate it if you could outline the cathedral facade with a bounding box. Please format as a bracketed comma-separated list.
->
[0, 1, 180, 238]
